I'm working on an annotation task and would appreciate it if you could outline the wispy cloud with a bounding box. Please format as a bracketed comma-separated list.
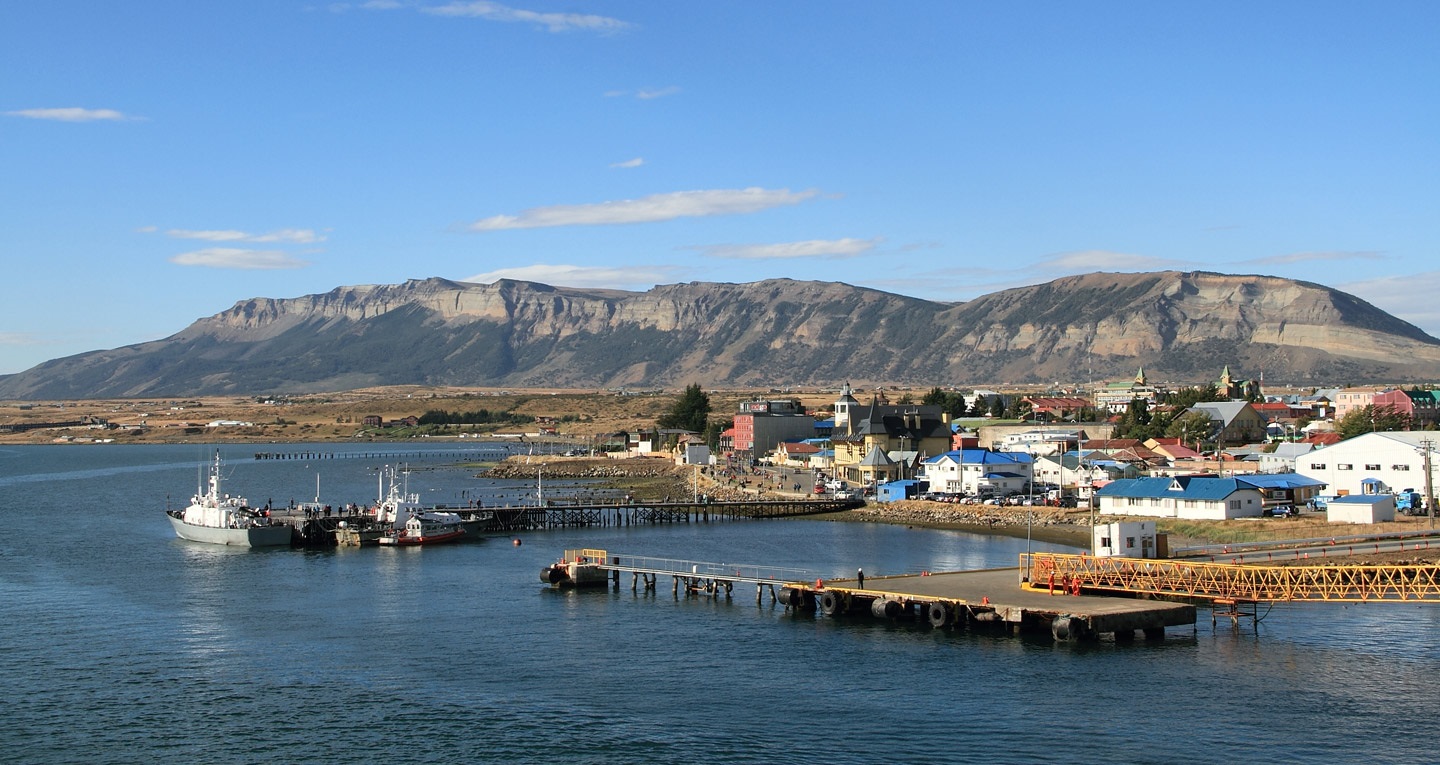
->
[610, 157, 645, 169]
[469, 187, 820, 231]
[1243, 250, 1384, 266]
[692, 237, 882, 260]
[462, 263, 679, 289]
[6, 107, 134, 122]
[1032, 249, 1184, 272]
[163, 228, 327, 244]
[605, 86, 681, 100]
[1340, 271, 1440, 339]
[421, 1, 632, 33]
[169, 248, 310, 270]
[0, 332, 42, 347]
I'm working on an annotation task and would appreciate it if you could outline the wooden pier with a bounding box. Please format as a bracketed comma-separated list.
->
[265, 498, 858, 547]
[560, 549, 1197, 642]
[489, 498, 859, 531]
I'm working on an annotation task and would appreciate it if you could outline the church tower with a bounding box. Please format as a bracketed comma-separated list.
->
[834, 382, 860, 435]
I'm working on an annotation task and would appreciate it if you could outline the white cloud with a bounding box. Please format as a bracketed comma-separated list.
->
[1032, 249, 1183, 272]
[1244, 250, 1384, 266]
[169, 248, 310, 270]
[636, 86, 681, 100]
[605, 87, 681, 100]
[0, 332, 41, 347]
[469, 187, 820, 231]
[693, 237, 882, 260]
[462, 263, 679, 289]
[610, 157, 645, 169]
[422, 1, 632, 33]
[163, 228, 326, 244]
[7, 107, 132, 122]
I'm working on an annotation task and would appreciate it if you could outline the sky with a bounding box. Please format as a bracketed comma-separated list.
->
[2, 2, 1438, 376]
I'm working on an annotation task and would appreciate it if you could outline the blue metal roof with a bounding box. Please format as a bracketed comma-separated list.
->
[924, 449, 1033, 466]
[1238, 473, 1326, 490]
[1096, 476, 1251, 501]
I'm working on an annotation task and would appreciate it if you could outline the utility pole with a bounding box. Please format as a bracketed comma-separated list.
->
[1421, 438, 1436, 529]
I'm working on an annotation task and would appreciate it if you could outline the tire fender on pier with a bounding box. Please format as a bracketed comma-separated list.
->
[819, 590, 843, 616]
[1051, 614, 1089, 642]
[926, 602, 951, 628]
[870, 598, 903, 619]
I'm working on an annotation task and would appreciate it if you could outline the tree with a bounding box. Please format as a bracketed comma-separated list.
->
[1167, 410, 1218, 450]
[1336, 404, 1411, 440]
[658, 383, 711, 433]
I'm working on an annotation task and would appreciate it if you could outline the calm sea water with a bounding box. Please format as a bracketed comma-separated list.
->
[3, 443, 1439, 764]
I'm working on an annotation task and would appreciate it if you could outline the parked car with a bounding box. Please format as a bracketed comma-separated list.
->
[1263, 504, 1295, 518]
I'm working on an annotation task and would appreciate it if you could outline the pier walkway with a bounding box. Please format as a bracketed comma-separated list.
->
[490, 498, 859, 531]
[571, 549, 1196, 641]
[1023, 552, 1440, 603]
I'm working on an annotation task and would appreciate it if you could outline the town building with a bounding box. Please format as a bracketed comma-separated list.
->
[730, 398, 816, 463]
[1096, 475, 1268, 520]
[1296, 431, 1440, 499]
[918, 449, 1034, 497]
[1093, 368, 1160, 413]
[830, 395, 951, 485]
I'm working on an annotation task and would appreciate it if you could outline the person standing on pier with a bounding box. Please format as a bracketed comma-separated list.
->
[857, 568, 864, 588]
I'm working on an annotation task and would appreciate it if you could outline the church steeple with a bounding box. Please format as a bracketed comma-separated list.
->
[1135, 366, 1146, 385]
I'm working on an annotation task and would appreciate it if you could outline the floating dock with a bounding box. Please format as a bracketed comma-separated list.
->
[549, 549, 1197, 642]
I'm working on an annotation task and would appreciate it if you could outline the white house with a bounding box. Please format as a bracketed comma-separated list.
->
[919, 449, 1033, 497]
[1296, 432, 1440, 498]
[1096, 476, 1265, 520]
[1092, 521, 1158, 558]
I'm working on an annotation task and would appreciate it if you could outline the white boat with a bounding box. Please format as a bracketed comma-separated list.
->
[166, 451, 291, 547]
[370, 465, 492, 538]
[377, 511, 467, 546]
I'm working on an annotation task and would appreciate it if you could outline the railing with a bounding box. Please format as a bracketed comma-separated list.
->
[1022, 552, 1440, 603]
[588, 550, 814, 585]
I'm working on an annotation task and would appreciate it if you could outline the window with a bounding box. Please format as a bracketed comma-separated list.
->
[1338, 464, 1352, 471]
[1394, 465, 1411, 471]
[1365, 464, 1380, 471]
[1310, 463, 1325, 470]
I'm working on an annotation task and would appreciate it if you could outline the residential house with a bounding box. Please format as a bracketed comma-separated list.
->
[773, 440, 821, 468]
[1374, 388, 1440, 429]
[919, 449, 1034, 497]
[1096, 475, 1267, 520]
[997, 428, 1086, 457]
[1258, 442, 1315, 473]
[1021, 397, 1092, 423]
[1186, 401, 1267, 446]
[1333, 387, 1385, 421]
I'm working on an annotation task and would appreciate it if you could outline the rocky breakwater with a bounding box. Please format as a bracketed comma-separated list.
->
[850, 500, 1092, 544]
[484, 455, 683, 480]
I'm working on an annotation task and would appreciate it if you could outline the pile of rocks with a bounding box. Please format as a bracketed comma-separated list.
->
[485, 456, 681, 480]
[851, 500, 1088, 529]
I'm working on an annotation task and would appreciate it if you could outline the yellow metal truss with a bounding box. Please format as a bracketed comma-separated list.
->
[1022, 552, 1440, 603]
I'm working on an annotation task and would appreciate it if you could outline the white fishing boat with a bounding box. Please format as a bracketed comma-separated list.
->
[371, 465, 492, 538]
[166, 451, 291, 547]
[377, 511, 467, 546]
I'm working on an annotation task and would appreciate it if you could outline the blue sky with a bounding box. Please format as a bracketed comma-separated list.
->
[2, 2, 1437, 376]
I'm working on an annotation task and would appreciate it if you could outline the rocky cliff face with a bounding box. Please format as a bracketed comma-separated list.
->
[3, 271, 1438, 398]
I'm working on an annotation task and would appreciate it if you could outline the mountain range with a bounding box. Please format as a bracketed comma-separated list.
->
[4, 270, 1439, 399]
